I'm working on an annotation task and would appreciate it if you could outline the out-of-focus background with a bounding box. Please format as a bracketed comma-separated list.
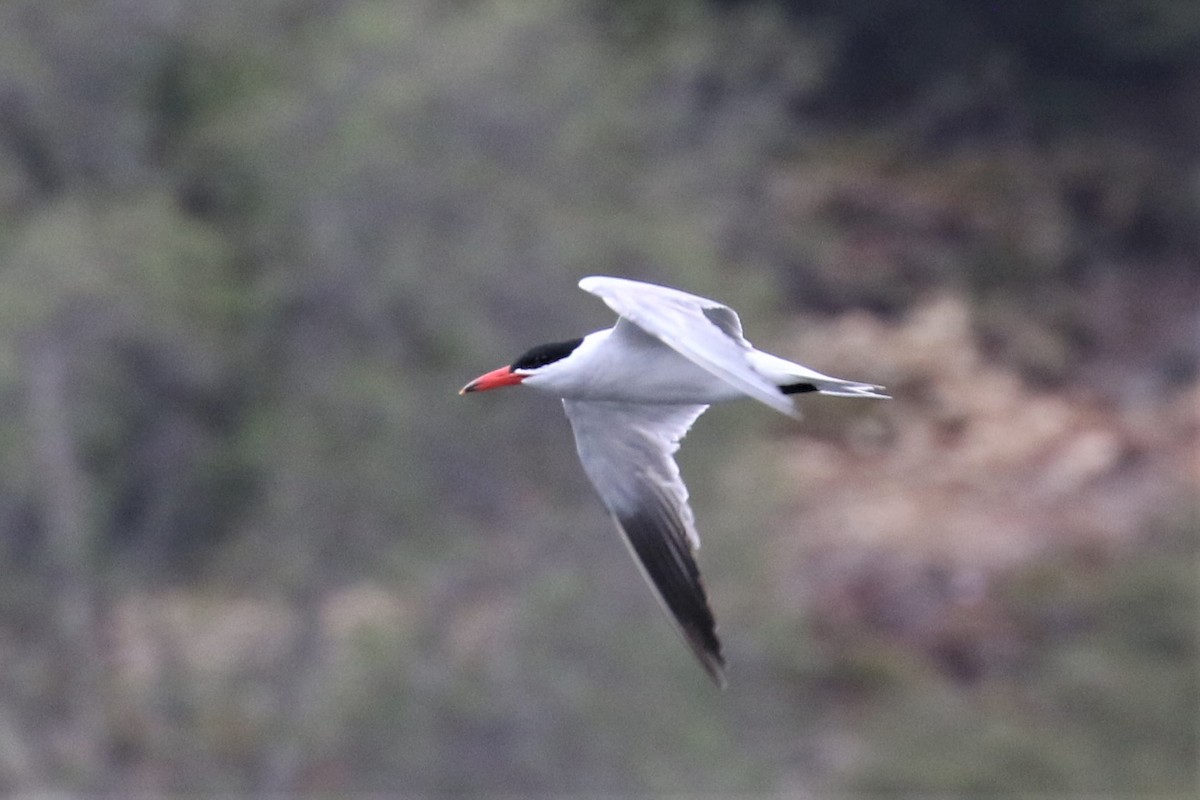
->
[0, 0, 1196, 795]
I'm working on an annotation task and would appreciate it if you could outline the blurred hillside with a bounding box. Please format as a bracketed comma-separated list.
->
[0, 0, 1196, 795]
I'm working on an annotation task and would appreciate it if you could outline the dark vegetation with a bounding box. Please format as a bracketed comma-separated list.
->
[0, 0, 1195, 794]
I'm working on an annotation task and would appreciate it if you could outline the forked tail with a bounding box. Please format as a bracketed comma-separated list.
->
[748, 350, 891, 400]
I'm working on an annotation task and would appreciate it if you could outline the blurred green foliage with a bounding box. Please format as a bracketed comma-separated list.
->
[0, 0, 1195, 794]
[843, 509, 1198, 793]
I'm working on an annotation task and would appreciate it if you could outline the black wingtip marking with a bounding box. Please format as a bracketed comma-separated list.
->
[617, 502, 726, 686]
[780, 382, 818, 395]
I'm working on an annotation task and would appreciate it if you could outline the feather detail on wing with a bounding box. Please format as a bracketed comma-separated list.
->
[562, 399, 726, 686]
[579, 276, 799, 418]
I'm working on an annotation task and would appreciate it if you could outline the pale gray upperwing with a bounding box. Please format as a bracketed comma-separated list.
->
[579, 276, 800, 418]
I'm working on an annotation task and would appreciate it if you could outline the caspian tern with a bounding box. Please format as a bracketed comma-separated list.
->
[461, 276, 888, 686]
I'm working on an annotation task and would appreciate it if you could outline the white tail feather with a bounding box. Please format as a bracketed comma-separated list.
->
[747, 350, 890, 400]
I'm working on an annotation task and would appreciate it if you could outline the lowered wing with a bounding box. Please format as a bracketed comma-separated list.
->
[562, 398, 726, 686]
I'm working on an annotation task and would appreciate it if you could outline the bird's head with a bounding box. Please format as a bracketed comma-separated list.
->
[459, 337, 585, 394]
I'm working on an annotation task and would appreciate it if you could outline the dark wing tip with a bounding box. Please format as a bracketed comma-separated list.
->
[696, 641, 728, 689]
[616, 503, 726, 687]
[676, 599, 726, 688]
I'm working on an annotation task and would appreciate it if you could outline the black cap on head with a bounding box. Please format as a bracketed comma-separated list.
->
[511, 337, 584, 371]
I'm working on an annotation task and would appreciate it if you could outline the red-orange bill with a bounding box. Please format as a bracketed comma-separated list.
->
[459, 365, 525, 394]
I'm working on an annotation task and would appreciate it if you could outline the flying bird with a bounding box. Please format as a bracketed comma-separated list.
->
[460, 276, 888, 686]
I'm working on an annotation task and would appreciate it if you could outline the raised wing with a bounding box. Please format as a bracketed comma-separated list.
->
[578, 276, 799, 418]
[562, 399, 725, 686]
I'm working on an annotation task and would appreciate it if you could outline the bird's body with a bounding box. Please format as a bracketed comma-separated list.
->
[461, 276, 887, 686]
[521, 327, 745, 405]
